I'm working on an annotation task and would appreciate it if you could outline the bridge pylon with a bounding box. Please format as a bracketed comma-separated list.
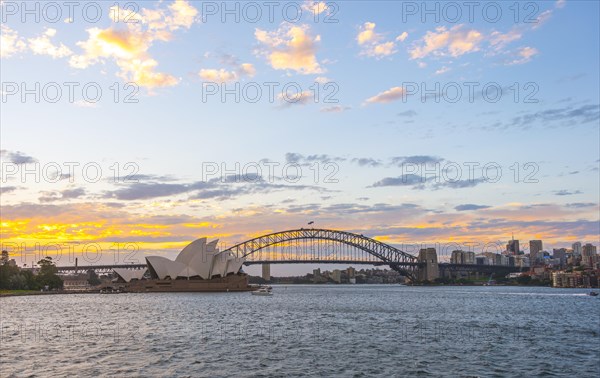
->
[417, 248, 439, 282]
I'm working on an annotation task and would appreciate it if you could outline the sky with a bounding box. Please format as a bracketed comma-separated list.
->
[1, 0, 599, 275]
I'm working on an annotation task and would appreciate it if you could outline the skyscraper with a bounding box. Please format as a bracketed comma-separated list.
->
[582, 244, 597, 266]
[507, 237, 520, 255]
[529, 240, 543, 264]
[553, 248, 567, 267]
[572, 242, 582, 257]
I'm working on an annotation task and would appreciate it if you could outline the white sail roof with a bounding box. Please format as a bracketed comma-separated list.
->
[145, 238, 245, 280]
[113, 268, 147, 282]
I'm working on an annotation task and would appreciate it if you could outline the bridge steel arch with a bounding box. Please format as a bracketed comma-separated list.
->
[223, 229, 419, 280]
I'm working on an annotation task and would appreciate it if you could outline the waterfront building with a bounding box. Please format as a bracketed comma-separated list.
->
[475, 256, 488, 265]
[145, 238, 245, 280]
[450, 250, 464, 264]
[582, 244, 598, 266]
[332, 269, 341, 283]
[347, 267, 356, 278]
[62, 274, 91, 292]
[113, 268, 147, 283]
[529, 240, 543, 264]
[553, 248, 567, 267]
[552, 271, 592, 288]
[463, 251, 475, 264]
[514, 256, 530, 268]
[507, 238, 520, 255]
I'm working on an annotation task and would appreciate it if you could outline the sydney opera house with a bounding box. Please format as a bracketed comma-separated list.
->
[113, 237, 251, 292]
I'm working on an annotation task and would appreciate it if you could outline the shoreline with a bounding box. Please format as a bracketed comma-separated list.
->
[2, 284, 585, 297]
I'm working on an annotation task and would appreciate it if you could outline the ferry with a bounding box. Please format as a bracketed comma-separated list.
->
[251, 286, 273, 296]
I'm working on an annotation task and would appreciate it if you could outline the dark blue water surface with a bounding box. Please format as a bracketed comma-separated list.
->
[1, 285, 599, 377]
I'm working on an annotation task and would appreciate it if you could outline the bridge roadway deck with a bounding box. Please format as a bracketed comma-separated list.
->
[55, 262, 522, 274]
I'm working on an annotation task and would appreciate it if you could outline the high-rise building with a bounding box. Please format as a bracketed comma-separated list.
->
[582, 243, 596, 256]
[464, 251, 475, 264]
[572, 242, 582, 257]
[507, 238, 520, 255]
[553, 248, 567, 266]
[529, 240, 543, 264]
[450, 250, 464, 264]
[582, 244, 598, 266]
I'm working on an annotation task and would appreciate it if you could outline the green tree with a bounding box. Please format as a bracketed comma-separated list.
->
[35, 257, 63, 290]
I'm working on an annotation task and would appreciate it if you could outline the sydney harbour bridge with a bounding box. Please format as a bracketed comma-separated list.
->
[55, 228, 523, 282]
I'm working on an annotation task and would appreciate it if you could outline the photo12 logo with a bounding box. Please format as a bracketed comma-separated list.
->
[400, 1, 544, 24]
[199, 1, 340, 24]
[201, 161, 340, 184]
[1, 82, 139, 104]
[398, 82, 539, 104]
[0, 161, 141, 184]
[200, 81, 339, 104]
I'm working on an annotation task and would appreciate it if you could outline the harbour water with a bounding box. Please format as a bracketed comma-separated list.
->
[1, 285, 599, 377]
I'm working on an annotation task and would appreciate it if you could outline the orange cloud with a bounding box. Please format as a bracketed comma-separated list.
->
[364, 86, 405, 104]
[70, 1, 198, 88]
[409, 25, 483, 59]
[255, 24, 323, 74]
[356, 22, 406, 58]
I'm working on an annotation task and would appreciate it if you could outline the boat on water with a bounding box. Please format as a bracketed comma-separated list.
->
[100, 286, 123, 294]
[251, 286, 273, 296]
[588, 291, 599, 297]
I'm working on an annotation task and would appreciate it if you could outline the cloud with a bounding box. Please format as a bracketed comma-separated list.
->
[371, 174, 432, 188]
[255, 24, 323, 74]
[302, 1, 330, 15]
[103, 174, 331, 201]
[434, 66, 451, 75]
[397, 110, 417, 117]
[409, 25, 483, 59]
[566, 203, 596, 208]
[533, 10, 553, 29]
[434, 178, 486, 189]
[371, 175, 486, 190]
[320, 105, 351, 113]
[391, 155, 443, 165]
[199, 63, 255, 83]
[506, 46, 538, 65]
[39, 188, 86, 203]
[285, 153, 345, 165]
[278, 90, 314, 106]
[356, 22, 405, 58]
[0, 25, 26, 58]
[70, 1, 198, 88]
[508, 104, 600, 129]
[489, 28, 523, 51]
[0, 150, 37, 164]
[27, 28, 72, 59]
[105, 182, 203, 200]
[554, 190, 582, 196]
[455, 204, 492, 211]
[352, 158, 382, 167]
[0, 186, 18, 194]
[365, 86, 405, 104]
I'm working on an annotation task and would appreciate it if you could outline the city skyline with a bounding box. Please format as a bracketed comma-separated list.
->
[1, 0, 599, 276]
